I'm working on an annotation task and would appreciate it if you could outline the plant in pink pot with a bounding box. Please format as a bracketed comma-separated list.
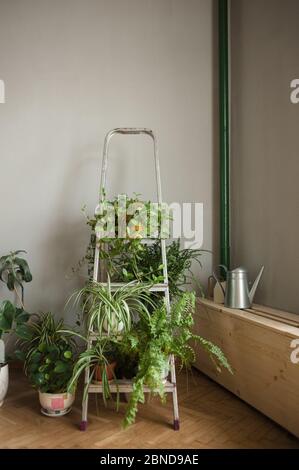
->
[16, 313, 78, 417]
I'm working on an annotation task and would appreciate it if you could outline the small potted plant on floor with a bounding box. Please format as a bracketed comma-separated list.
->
[0, 250, 32, 406]
[16, 312, 78, 416]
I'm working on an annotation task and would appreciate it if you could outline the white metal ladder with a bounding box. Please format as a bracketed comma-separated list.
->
[80, 128, 180, 431]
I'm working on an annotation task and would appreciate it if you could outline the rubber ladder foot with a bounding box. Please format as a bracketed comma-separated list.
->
[173, 419, 180, 431]
[79, 421, 88, 431]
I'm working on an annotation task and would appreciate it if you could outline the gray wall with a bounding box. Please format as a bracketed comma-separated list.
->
[0, 0, 217, 322]
[231, 0, 299, 313]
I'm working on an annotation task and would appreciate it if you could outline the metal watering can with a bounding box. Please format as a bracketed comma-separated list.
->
[213, 265, 265, 309]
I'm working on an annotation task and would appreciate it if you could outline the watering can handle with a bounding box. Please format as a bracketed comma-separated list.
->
[212, 264, 228, 297]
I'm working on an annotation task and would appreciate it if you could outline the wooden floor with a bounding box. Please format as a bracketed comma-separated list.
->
[1, 368, 299, 449]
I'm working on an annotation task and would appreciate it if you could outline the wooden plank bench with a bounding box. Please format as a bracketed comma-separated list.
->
[193, 298, 299, 438]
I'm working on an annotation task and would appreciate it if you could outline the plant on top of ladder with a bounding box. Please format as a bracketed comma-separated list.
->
[78, 194, 205, 298]
[15, 312, 78, 417]
[0, 250, 33, 406]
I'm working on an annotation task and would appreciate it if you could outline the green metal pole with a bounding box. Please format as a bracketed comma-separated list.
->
[219, 0, 230, 271]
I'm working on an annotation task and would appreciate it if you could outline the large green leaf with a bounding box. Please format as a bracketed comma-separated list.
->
[30, 351, 42, 363]
[0, 257, 9, 282]
[0, 300, 15, 331]
[14, 257, 33, 283]
[15, 323, 32, 340]
[33, 372, 45, 386]
[15, 309, 30, 325]
[6, 272, 15, 291]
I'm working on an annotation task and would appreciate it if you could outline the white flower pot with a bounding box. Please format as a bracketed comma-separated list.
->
[39, 391, 75, 417]
[103, 316, 124, 334]
[0, 363, 9, 407]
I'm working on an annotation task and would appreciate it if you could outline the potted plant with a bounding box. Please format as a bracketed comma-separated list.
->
[16, 312, 77, 416]
[119, 292, 233, 427]
[71, 278, 156, 336]
[67, 281, 156, 404]
[70, 194, 231, 428]
[0, 250, 32, 406]
[68, 338, 119, 407]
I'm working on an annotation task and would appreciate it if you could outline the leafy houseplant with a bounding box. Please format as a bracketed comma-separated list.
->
[119, 292, 232, 427]
[72, 279, 157, 335]
[67, 281, 157, 405]
[113, 239, 205, 299]
[17, 313, 77, 416]
[0, 251, 32, 406]
[80, 196, 204, 298]
[0, 250, 33, 307]
[68, 338, 119, 406]
[69, 193, 231, 428]
[0, 300, 32, 406]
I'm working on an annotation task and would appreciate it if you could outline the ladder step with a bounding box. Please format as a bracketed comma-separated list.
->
[88, 379, 175, 394]
[96, 282, 169, 292]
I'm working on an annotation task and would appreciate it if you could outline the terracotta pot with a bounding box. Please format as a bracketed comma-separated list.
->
[0, 363, 9, 407]
[94, 361, 116, 382]
[39, 391, 75, 417]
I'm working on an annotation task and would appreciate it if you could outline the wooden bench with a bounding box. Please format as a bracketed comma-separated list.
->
[193, 298, 299, 438]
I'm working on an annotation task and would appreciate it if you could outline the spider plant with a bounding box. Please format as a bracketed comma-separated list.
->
[70, 278, 157, 336]
[68, 338, 118, 406]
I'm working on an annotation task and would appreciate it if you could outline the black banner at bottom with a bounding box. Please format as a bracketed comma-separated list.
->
[0, 448, 298, 466]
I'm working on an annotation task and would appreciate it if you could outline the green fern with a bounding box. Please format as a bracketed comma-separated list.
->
[121, 291, 232, 427]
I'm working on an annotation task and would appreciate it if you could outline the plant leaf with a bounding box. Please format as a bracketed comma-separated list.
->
[15, 324, 32, 340]
[14, 257, 33, 283]
[54, 361, 68, 373]
[14, 349, 26, 361]
[64, 350, 72, 359]
[0, 300, 15, 331]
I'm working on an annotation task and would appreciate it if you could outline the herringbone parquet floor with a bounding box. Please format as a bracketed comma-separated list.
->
[1, 368, 298, 449]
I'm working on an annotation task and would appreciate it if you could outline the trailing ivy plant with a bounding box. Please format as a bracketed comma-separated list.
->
[79, 193, 171, 282]
[74, 195, 206, 299]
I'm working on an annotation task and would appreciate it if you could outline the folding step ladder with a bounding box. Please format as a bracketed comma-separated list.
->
[80, 128, 180, 431]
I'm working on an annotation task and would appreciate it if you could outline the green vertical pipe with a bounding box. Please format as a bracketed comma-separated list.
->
[218, 0, 230, 271]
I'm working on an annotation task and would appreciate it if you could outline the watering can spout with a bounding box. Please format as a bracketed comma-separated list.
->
[249, 266, 265, 304]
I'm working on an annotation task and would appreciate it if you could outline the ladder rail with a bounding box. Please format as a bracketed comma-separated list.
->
[100, 128, 163, 204]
